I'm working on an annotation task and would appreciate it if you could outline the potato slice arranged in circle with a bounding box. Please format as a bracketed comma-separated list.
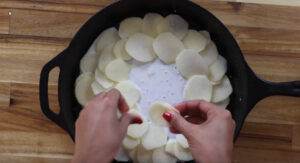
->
[90, 80, 105, 95]
[137, 145, 153, 163]
[105, 59, 131, 82]
[122, 136, 140, 150]
[118, 17, 143, 39]
[125, 33, 156, 62]
[95, 27, 120, 53]
[115, 81, 141, 107]
[199, 42, 219, 66]
[98, 44, 115, 72]
[165, 139, 193, 161]
[212, 76, 233, 103]
[176, 49, 209, 78]
[183, 30, 210, 52]
[149, 101, 178, 127]
[152, 147, 177, 163]
[142, 124, 168, 150]
[80, 41, 98, 73]
[157, 14, 188, 40]
[216, 98, 230, 109]
[95, 68, 114, 89]
[153, 32, 185, 64]
[209, 55, 227, 83]
[176, 134, 189, 149]
[75, 73, 94, 106]
[183, 75, 213, 102]
[113, 39, 132, 61]
[142, 13, 164, 37]
[127, 121, 149, 139]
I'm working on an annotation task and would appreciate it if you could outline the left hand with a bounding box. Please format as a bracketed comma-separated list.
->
[72, 89, 142, 163]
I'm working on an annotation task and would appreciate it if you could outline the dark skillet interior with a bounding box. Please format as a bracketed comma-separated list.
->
[56, 0, 252, 148]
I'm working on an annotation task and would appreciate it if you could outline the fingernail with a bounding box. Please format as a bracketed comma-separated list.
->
[132, 117, 143, 124]
[163, 112, 173, 122]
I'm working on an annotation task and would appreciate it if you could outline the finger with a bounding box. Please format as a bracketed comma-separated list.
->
[105, 89, 121, 106]
[175, 100, 217, 118]
[119, 113, 143, 134]
[163, 111, 195, 137]
[118, 95, 129, 113]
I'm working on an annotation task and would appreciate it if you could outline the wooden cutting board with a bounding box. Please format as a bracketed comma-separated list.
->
[0, 0, 299, 162]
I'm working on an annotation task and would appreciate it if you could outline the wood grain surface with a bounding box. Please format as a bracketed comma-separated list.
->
[0, 0, 299, 162]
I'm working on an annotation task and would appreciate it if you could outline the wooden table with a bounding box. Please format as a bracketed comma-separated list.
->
[0, 0, 299, 162]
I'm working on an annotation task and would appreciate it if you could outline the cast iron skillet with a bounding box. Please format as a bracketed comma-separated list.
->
[40, 0, 300, 154]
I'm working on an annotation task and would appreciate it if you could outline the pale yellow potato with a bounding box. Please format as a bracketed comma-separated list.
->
[105, 59, 131, 82]
[183, 75, 213, 102]
[119, 17, 143, 39]
[75, 73, 94, 106]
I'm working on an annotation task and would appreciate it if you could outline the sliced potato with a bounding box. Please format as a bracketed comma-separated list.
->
[114, 146, 130, 162]
[80, 41, 98, 73]
[157, 14, 188, 40]
[199, 42, 219, 66]
[113, 39, 132, 61]
[165, 139, 177, 157]
[174, 143, 192, 161]
[142, 13, 164, 37]
[127, 121, 149, 139]
[153, 32, 185, 64]
[95, 27, 120, 53]
[119, 17, 143, 39]
[137, 145, 153, 163]
[212, 76, 233, 103]
[183, 30, 210, 52]
[105, 59, 131, 82]
[176, 49, 209, 78]
[128, 148, 137, 162]
[142, 124, 168, 150]
[149, 101, 178, 127]
[209, 55, 227, 83]
[98, 44, 115, 72]
[91, 81, 105, 95]
[183, 75, 213, 102]
[200, 30, 211, 41]
[165, 139, 192, 161]
[95, 68, 114, 89]
[216, 98, 230, 109]
[123, 136, 140, 150]
[152, 147, 177, 163]
[115, 81, 141, 107]
[125, 33, 156, 62]
[176, 134, 189, 149]
[75, 73, 94, 106]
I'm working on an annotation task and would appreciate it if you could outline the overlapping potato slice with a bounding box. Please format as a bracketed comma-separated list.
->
[176, 134, 189, 149]
[142, 124, 168, 150]
[199, 42, 219, 66]
[165, 139, 193, 161]
[105, 59, 131, 82]
[125, 33, 156, 62]
[209, 55, 227, 83]
[152, 147, 177, 163]
[153, 32, 185, 64]
[176, 49, 209, 78]
[183, 75, 213, 102]
[119, 17, 143, 39]
[142, 13, 164, 37]
[96, 27, 120, 53]
[183, 30, 210, 52]
[157, 14, 188, 40]
[115, 81, 141, 107]
[75, 73, 94, 106]
[98, 44, 115, 72]
[113, 39, 132, 61]
[212, 76, 233, 103]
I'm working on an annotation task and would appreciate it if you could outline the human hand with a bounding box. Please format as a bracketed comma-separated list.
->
[72, 89, 142, 163]
[163, 100, 235, 163]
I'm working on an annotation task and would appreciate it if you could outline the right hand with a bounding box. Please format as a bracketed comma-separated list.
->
[163, 100, 235, 163]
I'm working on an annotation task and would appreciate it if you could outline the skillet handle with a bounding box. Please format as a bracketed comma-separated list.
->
[265, 81, 300, 97]
[39, 50, 67, 130]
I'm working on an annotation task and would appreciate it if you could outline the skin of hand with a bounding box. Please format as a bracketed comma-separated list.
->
[163, 100, 235, 163]
[72, 89, 142, 163]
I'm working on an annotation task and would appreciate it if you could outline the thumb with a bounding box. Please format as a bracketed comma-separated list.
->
[119, 113, 143, 134]
[163, 111, 194, 137]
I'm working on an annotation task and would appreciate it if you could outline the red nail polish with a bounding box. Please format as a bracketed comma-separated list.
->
[163, 112, 173, 122]
[132, 117, 143, 124]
